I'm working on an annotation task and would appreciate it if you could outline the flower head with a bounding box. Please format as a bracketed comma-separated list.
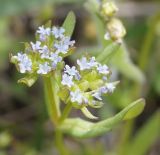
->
[60, 57, 117, 109]
[11, 23, 75, 78]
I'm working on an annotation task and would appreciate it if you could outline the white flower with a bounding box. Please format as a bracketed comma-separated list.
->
[77, 57, 90, 70]
[106, 83, 115, 93]
[64, 65, 81, 80]
[36, 26, 51, 41]
[49, 53, 62, 68]
[54, 42, 69, 54]
[92, 91, 102, 100]
[37, 26, 50, 35]
[50, 52, 62, 62]
[61, 74, 74, 87]
[99, 86, 108, 94]
[64, 65, 77, 76]
[16, 53, 27, 62]
[37, 62, 51, 74]
[52, 26, 65, 39]
[31, 41, 41, 51]
[70, 89, 87, 104]
[61, 36, 75, 47]
[39, 45, 50, 59]
[104, 32, 111, 40]
[77, 57, 98, 71]
[17, 53, 32, 73]
[97, 64, 109, 75]
[88, 57, 98, 68]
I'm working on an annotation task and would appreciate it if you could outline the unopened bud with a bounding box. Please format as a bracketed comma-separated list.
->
[101, 1, 118, 17]
[107, 18, 126, 41]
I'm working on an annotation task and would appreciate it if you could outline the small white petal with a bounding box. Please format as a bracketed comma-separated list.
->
[77, 57, 90, 70]
[61, 36, 75, 47]
[92, 91, 102, 100]
[106, 83, 116, 93]
[54, 42, 69, 54]
[88, 57, 98, 67]
[49, 53, 62, 67]
[31, 41, 41, 51]
[37, 62, 51, 74]
[52, 26, 65, 39]
[77, 57, 98, 71]
[61, 74, 74, 87]
[104, 32, 111, 40]
[17, 54, 32, 73]
[97, 64, 109, 75]
[70, 89, 87, 104]
[39, 45, 50, 59]
[64, 65, 79, 77]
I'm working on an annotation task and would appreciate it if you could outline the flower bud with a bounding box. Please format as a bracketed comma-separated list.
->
[107, 18, 126, 41]
[101, 1, 118, 18]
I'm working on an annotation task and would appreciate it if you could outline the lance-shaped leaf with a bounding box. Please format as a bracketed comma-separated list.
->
[62, 11, 76, 37]
[18, 74, 38, 87]
[58, 98, 145, 138]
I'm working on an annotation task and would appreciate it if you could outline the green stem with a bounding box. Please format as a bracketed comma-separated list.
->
[55, 130, 69, 155]
[117, 120, 134, 155]
[138, 12, 160, 71]
[59, 102, 72, 123]
[43, 73, 60, 125]
[43, 72, 70, 155]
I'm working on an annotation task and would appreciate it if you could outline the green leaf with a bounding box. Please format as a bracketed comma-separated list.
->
[123, 99, 145, 120]
[62, 11, 76, 37]
[111, 43, 145, 84]
[125, 110, 160, 155]
[59, 98, 145, 138]
[81, 107, 98, 120]
[96, 42, 120, 63]
[18, 74, 38, 87]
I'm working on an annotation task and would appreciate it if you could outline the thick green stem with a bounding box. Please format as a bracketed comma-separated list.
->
[43, 72, 70, 155]
[43, 73, 60, 125]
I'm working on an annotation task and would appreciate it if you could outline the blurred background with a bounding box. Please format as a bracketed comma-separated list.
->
[0, 0, 160, 154]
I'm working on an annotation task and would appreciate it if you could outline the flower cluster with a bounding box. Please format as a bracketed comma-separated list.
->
[10, 18, 118, 119]
[11, 25, 75, 75]
[59, 56, 117, 108]
[100, 0, 126, 43]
